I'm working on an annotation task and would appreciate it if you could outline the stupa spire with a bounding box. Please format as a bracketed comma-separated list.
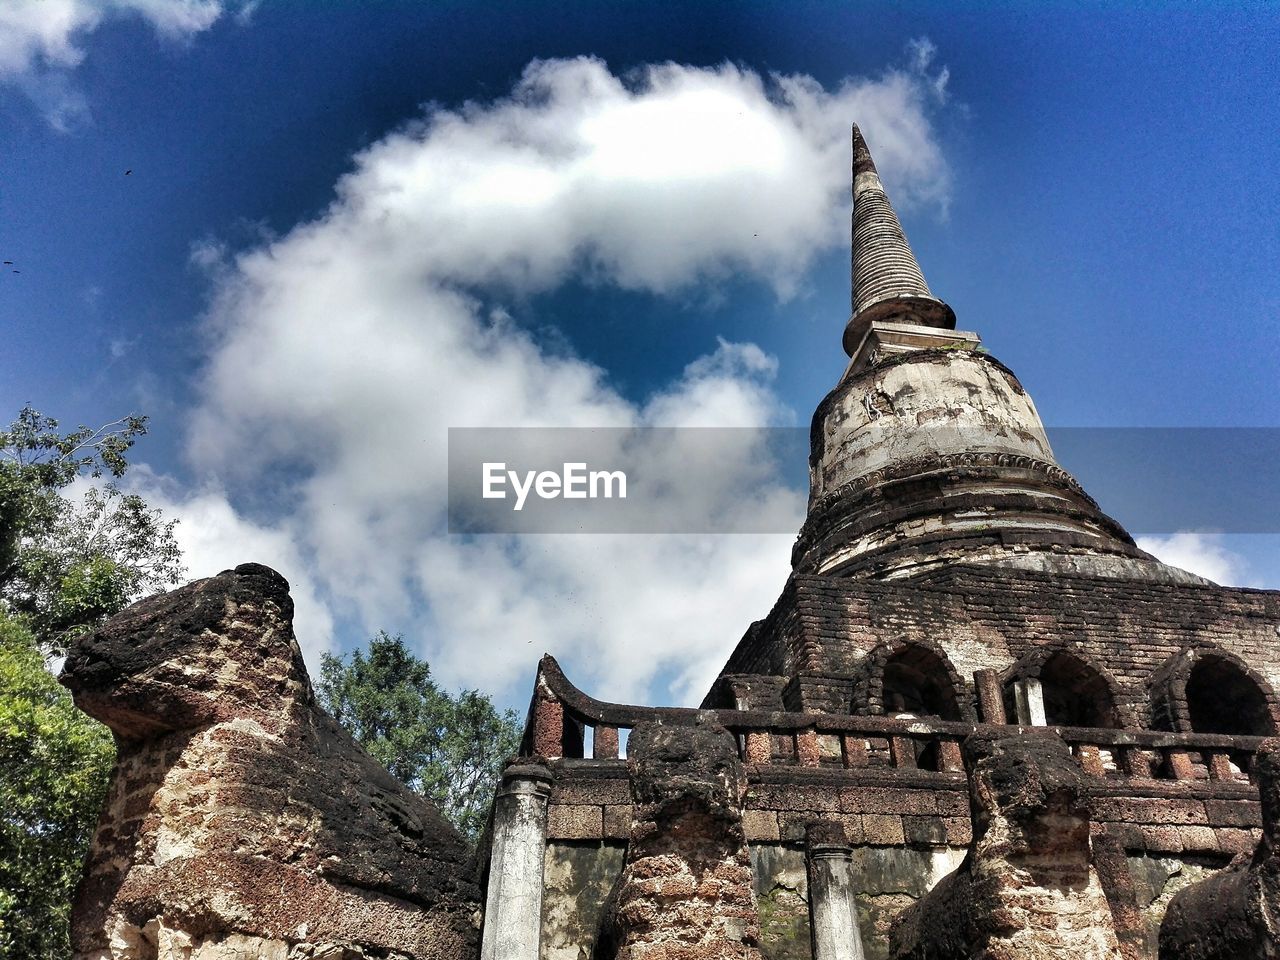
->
[843, 124, 955, 355]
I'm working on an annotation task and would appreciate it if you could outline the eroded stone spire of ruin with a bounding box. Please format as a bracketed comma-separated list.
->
[843, 124, 955, 355]
[789, 123, 1200, 581]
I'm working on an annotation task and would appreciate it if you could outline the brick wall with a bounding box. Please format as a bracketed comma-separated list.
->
[539, 758, 1263, 960]
[543, 758, 1261, 861]
[715, 566, 1280, 729]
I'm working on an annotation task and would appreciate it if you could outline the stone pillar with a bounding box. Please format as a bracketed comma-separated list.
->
[481, 762, 553, 960]
[594, 725, 619, 760]
[973, 669, 1007, 724]
[1013, 677, 1046, 726]
[806, 823, 866, 960]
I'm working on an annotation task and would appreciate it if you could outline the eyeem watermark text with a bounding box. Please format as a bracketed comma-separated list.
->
[482, 462, 627, 511]
[449, 427, 1280, 533]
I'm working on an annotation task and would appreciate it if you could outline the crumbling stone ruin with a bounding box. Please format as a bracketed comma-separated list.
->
[61, 563, 479, 960]
[484, 126, 1280, 960]
[598, 719, 762, 960]
[63, 127, 1280, 959]
[889, 733, 1124, 960]
[1158, 736, 1280, 959]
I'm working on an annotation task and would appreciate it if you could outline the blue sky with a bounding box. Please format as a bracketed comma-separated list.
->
[3, 1, 1278, 710]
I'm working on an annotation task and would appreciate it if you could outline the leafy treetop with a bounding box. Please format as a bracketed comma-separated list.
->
[317, 632, 522, 842]
[0, 406, 184, 653]
[0, 406, 148, 489]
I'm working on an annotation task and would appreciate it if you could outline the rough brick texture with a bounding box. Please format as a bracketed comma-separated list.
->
[889, 733, 1126, 960]
[598, 719, 763, 960]
[1157, 737, 1280, 959]
[61, 563, 479, 960]
[714, 566, 1280, 729]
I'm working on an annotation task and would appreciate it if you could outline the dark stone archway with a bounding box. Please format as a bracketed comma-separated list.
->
[1151, 644, 1280, 736]
[1003, 647, 1125, 729]
[857, 638, 972, 722]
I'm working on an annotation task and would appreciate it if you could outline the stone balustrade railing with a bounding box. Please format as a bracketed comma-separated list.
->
[526, 655, 1265, 786]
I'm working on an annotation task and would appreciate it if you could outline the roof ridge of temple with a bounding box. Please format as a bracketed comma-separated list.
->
[843, 124, 956, 356]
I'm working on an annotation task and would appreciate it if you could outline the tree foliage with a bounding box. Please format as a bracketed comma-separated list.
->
[0, 611, 114, 959]
[0, 406, 184, 652]
[0, 404, 183, 956]
[0, 407, 145, 571]
[317, 632, 522, 841]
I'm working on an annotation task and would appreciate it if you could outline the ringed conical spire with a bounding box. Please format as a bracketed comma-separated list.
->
[791, 125, 1190, 584]
[843, 124, 955, 355]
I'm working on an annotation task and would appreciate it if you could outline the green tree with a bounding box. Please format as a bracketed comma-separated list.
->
[0, 406, 146, 562]
[0, 406, 184, 653]
[0, 611, 114, 959]
[317, 632, 522, 841]
[0, 405, 184, 957]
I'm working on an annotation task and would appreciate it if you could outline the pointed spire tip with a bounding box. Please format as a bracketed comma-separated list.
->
[844, 119, 955, 354]
[851, 124, 878, 181]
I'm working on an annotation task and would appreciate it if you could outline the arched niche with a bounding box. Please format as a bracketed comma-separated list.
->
[858, 638, 972, 722]
[1003, 648, 1124, 729]
[1152, 646, 1279, 737]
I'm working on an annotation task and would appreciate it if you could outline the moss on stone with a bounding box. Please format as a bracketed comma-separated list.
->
[751, 845, 811, 960]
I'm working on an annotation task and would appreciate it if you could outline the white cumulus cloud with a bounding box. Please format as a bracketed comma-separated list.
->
[0, 0, 226, 129]
[1136, 532, 1257, 588]
[179, 52, 953, 705]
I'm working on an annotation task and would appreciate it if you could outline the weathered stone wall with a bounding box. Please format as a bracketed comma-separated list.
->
[61, 563, 480, 960]
[540, 747, 1265, 959]
[1157, 737, 1280, 959]
[542, 760, 973, 960]
[542, 779, 1257, 958]
[750, 845, 810, 960]
[716, 566, 1280, 728]
[750, 842, 966, 960]
[747, 840, 1236, 959]
[597, 719, 762, 960]
[541, 841, 627, 960]
[536, 836, 970, 960]
[535, 829, 968, 960]
[890, 734, 1126, 960]
[1126, 854, 1227, 957]
[704, 673, 789, 713]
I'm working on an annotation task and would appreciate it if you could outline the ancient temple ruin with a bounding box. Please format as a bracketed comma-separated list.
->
[61, 127, 1280, 959]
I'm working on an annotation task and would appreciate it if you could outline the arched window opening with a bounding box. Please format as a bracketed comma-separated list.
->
[1186, 657, 1276, 737]
[881, 646, 963, 722]
[1003, 651, 1120, 729]
[1038, 652, 1120, 729]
